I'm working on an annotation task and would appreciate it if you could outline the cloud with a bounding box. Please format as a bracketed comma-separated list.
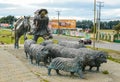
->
[0, 3, 18, 8]
[102, 8, 120, 17]
[31, 1, 92, 9]
[100, 0, 120, 6]
[0, 0, 120, 21]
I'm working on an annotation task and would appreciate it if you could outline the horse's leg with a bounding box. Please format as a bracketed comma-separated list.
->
[33, 35, 39, 42]
[14, 39, 17, 49]
[24, 33, 28, 41]
[14, 36, 19, 49]
[42, 36, 46, 40]
[14, 32, 17, 48]
[16, 36, 19, 49]
[14, 33, 18, 49]
[42, 35, 48, 40]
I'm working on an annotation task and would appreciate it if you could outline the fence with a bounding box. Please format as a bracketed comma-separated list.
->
[99, 32, 120, 43]
[114, 34, 120, 43]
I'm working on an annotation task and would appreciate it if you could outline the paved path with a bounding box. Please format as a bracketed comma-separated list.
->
[0, 49, 40, 82]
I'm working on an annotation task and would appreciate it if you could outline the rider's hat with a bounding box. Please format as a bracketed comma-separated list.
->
[38, 9, 48, 14]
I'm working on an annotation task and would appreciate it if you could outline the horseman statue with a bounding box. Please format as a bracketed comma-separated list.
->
[32, 9, 53, 42]
[14, 9, 53, 49]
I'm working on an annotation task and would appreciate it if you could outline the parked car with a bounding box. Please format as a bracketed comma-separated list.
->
[79, 38, 92, 45]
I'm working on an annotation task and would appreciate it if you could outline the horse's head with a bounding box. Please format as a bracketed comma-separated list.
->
[23, 16, 31, 32]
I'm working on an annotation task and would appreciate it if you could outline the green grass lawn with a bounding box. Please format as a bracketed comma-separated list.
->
[0, 35, 45, 44]
[0, 29, 12, 44]
[0, 29, 45, 44]
[99, 30, 114, 33]
[0, 29, 58, 44]
[0, 29, 12, 35]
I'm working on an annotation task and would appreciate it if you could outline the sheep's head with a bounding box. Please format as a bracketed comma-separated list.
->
[95, 51, 108, 63]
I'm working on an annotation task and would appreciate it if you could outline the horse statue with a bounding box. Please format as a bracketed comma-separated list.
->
[14, 16, 31, 49]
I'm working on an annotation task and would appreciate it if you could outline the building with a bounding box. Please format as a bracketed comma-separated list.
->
[0, 23, 11, 28]
[49, 19, 76, 34]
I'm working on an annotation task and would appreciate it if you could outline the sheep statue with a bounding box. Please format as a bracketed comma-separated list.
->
[48, 55, 85, 79]
[29, 44, 49, 65]
[24, 39, 36, 58]
[78, 48, 108, 71]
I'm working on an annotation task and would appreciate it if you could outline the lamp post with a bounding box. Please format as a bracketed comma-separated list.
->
[93, 0, 96, 49]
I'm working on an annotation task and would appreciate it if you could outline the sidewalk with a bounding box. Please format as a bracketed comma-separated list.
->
[0, 48, 40, 82]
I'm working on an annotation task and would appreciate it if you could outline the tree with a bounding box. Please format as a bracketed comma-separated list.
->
[113, 23, 120, 34]
[76, 20, 93, 30]
[108, 20, 120, 29]
[0, 15, 17, 24]
[113, 23, 120, 40]
[99, 20, 120, 29]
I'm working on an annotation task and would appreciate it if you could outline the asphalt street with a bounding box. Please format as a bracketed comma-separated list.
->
[53, 34, 120, 51]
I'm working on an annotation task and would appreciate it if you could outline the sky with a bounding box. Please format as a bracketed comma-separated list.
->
[0, 0, 120, 21]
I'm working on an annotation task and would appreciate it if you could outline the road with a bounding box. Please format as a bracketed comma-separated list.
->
[53, 34, 120, 51]
[91, 42, 120, 51]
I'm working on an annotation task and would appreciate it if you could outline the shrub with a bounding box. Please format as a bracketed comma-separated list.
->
[102, 70, 109, 74]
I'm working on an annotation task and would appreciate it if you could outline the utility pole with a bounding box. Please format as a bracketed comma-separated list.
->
[56, 11, 60, 35]
[93, 0, 96, 49]
[97, 1, 104, 42]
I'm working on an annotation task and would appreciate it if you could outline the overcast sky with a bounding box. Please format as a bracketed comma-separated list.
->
[0, 0, 120, 21]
